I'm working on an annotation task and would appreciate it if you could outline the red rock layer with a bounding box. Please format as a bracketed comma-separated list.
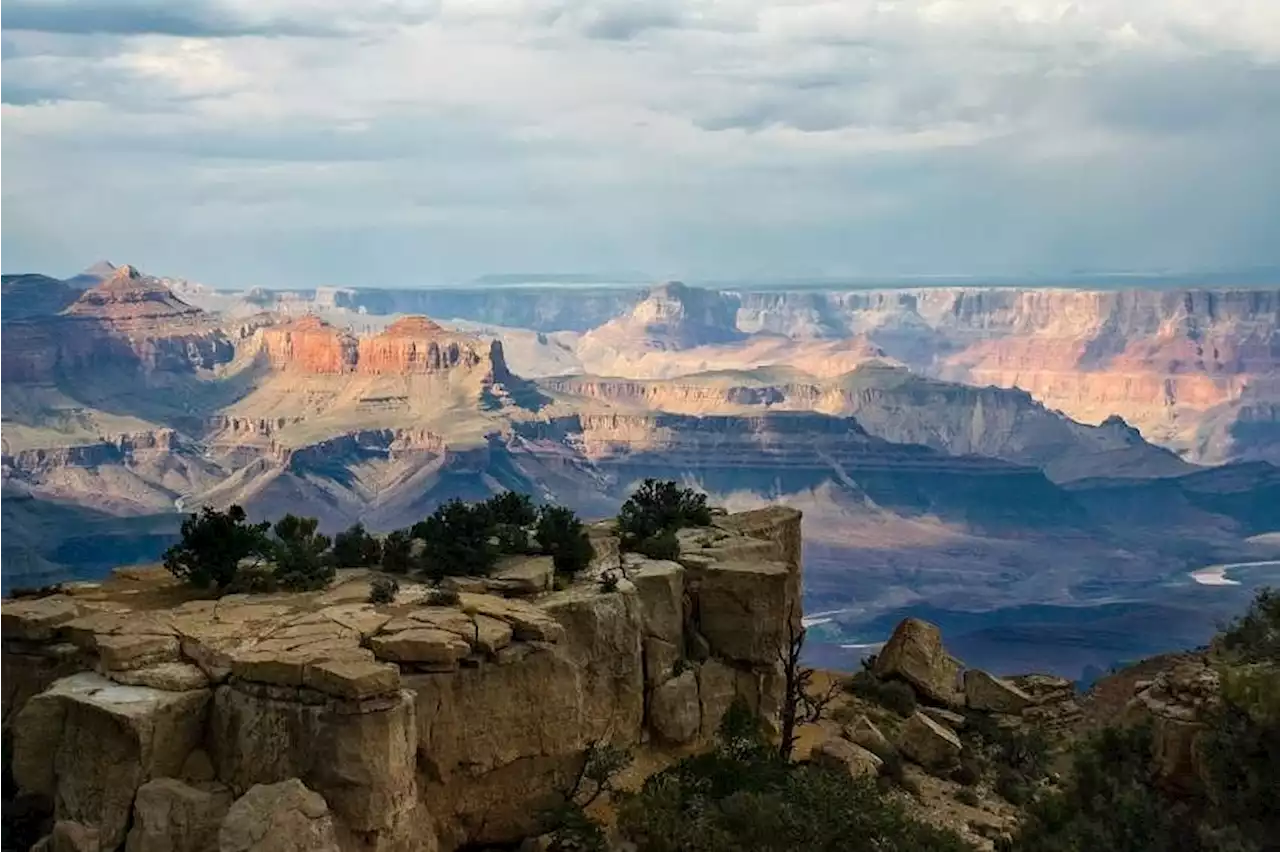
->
[253, 315, 510, 380]
[257, 316, 358, 373]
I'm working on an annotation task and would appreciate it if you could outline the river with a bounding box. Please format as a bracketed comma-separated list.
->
[1189, 560, 1280, 587]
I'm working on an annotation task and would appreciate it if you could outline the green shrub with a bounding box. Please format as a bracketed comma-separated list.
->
[845, 671, 918, 717]
[380, 530, 416, 574]
[599, 570, 620, 593]
[956, 788, 982, 808]
[618, 713, 972, 852]
[333, 522, 383, 567]
[413, 499, 498, 579]
[535, 504, 595, 576]
[163, 505, 270, 591]
[224, 563, 278, 594]
[617, 479, 711, 550]
[1216, 586, 1280, 663]
[994, 768, 1032, 806]
[369, 576, 399, 605]
[999, 725, 1189, 852]
[485, 491, 538, 528]
[426, 586, 460, 607]
[269, 514, 335, 592]
[633, 529, 680, 561]
[951, 749, 983, 787]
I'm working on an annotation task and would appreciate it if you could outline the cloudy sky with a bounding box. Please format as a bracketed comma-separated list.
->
[3, 0, 1279, 288]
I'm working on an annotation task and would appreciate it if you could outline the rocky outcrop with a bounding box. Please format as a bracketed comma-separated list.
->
[11, 673, 211, 850]
[217, 780, 341, 852]
[1, 506, 802, 852]
[873, 618, 964, 707]
[1123, 659, 1223, 793]
[810, 737, 883, 779]
[249, 316, 510, 381]
[258, 317, 358, 374]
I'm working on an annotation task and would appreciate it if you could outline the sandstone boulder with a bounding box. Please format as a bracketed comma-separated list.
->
[650, 671, 700, 744]
[964, 669, 1033, 714]
[922, 706, 966, 730]
[217, 780, 340, 852]
[810, 737, 883, 779]
[900, 710, 961, 770]
[126, 778, 232, 852]
[873, 618, 963, 707]
[12, 672, 210, 849]
[844, 714, 895, 759]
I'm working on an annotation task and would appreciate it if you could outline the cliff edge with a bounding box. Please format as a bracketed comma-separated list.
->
[1, 506, 802, 852]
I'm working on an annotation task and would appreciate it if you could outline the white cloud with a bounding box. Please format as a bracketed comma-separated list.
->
[2, 0, 1279, 285]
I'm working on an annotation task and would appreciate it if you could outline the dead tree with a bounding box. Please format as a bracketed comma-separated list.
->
[776, 602, 842, 760]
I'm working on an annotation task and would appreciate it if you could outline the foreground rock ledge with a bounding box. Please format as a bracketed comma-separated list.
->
[2, 506, 802, 852]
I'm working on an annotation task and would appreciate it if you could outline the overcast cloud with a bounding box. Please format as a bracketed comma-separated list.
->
[3, 0, 1279, 287]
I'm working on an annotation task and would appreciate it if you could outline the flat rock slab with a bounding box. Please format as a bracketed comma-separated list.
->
[303, 659, 401, 699]
[370, 628, 471, 668]
[2, 596, 84, 641]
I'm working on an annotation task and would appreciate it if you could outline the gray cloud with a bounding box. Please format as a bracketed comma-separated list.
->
[3, 0, 1279, 286]
[2, 0, 438, 38]
[3, 0, 316, 37]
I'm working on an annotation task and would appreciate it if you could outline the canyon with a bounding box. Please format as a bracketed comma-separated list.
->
[2, 264, 1278, 676]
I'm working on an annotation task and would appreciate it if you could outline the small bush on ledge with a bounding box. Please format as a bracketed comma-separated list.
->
[369, 576, 399, 605]
[163, 505, 271, 591]
[616, 478, 711, 556]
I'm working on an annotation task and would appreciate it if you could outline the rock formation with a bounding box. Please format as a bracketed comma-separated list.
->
[251, 315, 508, 381]
[2, 506, 802, 851]
[543, 362, 1191, 482]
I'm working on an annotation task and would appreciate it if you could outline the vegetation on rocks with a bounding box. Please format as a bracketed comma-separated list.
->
[162, 505, 271, 591]
[846, 660, 919, 718]
[617, 478, 711, 555]
[616, 697, 974, 852]
[368, 576, 399, 604]
[164, 492, 596, 595]
[269, 514, 336, 592]
[1002, 587, 1280, 852]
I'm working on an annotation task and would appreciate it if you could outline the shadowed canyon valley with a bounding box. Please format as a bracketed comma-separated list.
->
[4, 264, 1279, 678]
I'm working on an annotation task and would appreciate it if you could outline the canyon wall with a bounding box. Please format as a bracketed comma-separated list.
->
[1, 506, 802, 852]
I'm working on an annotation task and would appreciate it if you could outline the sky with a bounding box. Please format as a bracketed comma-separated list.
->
[3, 0, 1280, 288]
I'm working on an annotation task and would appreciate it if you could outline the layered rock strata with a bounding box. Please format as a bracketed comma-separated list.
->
[253, 316, 510, 380]
[2, 506, 802, 852]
